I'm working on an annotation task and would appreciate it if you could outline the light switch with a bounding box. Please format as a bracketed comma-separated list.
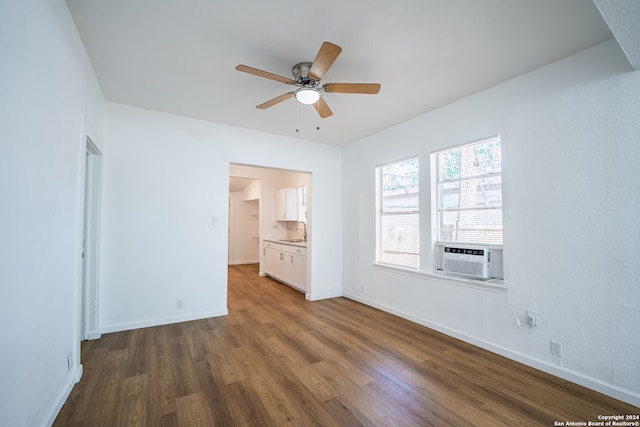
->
[212, 216, 219, 226]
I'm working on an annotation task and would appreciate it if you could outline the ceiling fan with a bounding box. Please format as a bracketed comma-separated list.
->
[235, 41, 381, 118]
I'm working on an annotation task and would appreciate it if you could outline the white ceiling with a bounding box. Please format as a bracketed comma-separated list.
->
[66, 0, 613, 147]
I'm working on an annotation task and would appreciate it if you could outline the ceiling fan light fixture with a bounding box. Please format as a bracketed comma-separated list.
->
[295, 88, 321, 105]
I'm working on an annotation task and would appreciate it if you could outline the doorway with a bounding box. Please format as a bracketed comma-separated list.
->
[81, 137, 102, 340]
[228, 163, 311, 289]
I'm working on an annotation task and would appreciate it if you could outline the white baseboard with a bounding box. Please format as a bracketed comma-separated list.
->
[228, 260, 259, 265]
[45, 364, 83, 427]
[306, 290, 343, 301]
[344, 291, 640, 408]
[76, 364, 83, 383]
[100, 309, 228, 334]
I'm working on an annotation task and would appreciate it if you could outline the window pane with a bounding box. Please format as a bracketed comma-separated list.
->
[438, 209, 502, 244]
[380, 213, 419, 268]
[438, 140, 501, 181]
[383, 189, 419, 213]
[435, 137, 502, 245]
[382, 159, 419, 213]
[438, 176, 502, 210]
[377, 157, 419, 268]
[438, 150, 460, 181]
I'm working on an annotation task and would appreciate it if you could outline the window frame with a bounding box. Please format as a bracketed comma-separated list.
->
[433, 135, 503, 247]
[370, 137, 505, 290]
[375, 157, 420, 269]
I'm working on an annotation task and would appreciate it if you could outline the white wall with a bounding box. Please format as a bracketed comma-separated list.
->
[100, 103, 343, 332]
[0, 0, 105, 425]
[228, 188, 260, 265]
[342, 39, 640, 406]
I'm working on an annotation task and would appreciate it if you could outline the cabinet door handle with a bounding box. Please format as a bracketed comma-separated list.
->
[280, 253, 283, 260]
[290, 255, 293, 263]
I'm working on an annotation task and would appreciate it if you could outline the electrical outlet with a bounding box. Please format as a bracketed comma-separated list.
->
[177, 299, 183, 309]
[67, 352, 73, 370]
[550, 340, 562, 357]
[527, 310, 538, 328]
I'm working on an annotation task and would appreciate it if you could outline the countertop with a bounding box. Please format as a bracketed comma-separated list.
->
[264, 238, 307, 248]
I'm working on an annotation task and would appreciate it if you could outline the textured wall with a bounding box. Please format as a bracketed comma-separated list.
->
[342, 40, 640, 406]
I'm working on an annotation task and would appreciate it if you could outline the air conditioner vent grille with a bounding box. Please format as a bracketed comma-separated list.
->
[435, 243, 503, 280]
[443, 258, 488, 278]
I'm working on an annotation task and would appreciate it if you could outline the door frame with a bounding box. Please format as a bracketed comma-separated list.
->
[82, 137, 102, 340]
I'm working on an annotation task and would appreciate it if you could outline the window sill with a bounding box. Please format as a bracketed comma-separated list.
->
[373, 262, 506, 292]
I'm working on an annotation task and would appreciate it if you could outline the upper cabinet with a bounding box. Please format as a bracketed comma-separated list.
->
[275, 188, 298, 221]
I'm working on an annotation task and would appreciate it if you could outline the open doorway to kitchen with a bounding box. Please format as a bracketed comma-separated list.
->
[228, 163, 311, 296]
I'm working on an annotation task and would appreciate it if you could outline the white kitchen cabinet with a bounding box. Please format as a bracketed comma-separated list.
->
[288, 252, 306, 291]
[275, 188, 298, 221]
[263, 240, 307, 293]
[264, 241, 276, 276]
[274, 250, 286, 281]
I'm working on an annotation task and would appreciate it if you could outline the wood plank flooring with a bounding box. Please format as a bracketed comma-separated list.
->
[55, 264, 638, 426]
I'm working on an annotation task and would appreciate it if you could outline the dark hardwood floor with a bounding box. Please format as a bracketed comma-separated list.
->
[55, 264, 638, 426]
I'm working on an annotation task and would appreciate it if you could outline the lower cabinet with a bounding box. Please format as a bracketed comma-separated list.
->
[264, 246, 275, 276]
[288, 253, 306, 291]
[274, 251, 286, 280]
[263, 240, 307, 293]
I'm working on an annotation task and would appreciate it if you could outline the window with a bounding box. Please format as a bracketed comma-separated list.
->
[434, 136, 502, 244]
[376, 158, 419, 268]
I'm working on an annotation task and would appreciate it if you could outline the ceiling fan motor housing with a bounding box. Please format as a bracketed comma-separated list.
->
[292, 62, 318, 88]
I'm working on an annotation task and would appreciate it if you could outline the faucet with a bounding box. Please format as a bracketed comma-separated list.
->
[296, 221, 307, 242]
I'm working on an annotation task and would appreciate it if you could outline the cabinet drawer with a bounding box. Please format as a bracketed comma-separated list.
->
[273, 243, 290, 253]
[272, 243, 307, 257]
[288, 246, 306, 257]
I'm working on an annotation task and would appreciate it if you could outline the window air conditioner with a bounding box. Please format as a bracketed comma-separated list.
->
[435, 243, 503, 280]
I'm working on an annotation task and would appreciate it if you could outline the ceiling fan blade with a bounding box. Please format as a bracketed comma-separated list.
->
[308, 42, 342, 81]
[323, 83, 381, 94]
[256, 92, 295, 109]
[236, 65, 294, 85]
[313, 98, 333, 118]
